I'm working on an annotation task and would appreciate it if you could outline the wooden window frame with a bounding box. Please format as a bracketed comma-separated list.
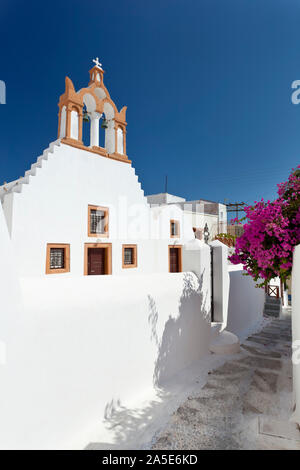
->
[170, 219, 180, 238]
[84, 243, 112, 275]
[88, 205, 109, 238]
[46, 243, 70, 274]
[168, 245, 182, 273]
[122, 244, 138, 269]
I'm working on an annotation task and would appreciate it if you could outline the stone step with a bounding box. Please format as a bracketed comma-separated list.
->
[265, 301, 281, 307]
[265, 304, 281, 311]
[264, 294, 282, 318]
[264, 310, 280, 318]
[265, 305, 281, 312]
[265, 296, 281, 304]
[265, 303, 281, 308]
[264, 303, 281, 309]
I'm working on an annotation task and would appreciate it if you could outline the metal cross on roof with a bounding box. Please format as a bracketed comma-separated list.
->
[93, 57, 103, 69]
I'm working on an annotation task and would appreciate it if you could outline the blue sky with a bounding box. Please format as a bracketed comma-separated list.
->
[0, 0, 299, 208]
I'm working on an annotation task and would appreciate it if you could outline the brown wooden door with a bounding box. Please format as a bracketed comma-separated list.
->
[169, 247, 180, 273]
[88, 248, 106, 275]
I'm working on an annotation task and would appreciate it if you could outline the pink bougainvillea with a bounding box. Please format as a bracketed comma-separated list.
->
[228, 166, 300, 287]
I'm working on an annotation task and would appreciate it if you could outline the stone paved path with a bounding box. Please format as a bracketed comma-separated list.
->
[152, 314, 300, 450]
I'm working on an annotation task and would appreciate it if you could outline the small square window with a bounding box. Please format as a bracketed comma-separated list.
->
[122, 245, 137, 268]
[124, 248, 134, 265]
[46, 244, 70, 274]
[50, 248, 65, 269]
[88, 205, 109, 237]
[170, 220, 180, 238]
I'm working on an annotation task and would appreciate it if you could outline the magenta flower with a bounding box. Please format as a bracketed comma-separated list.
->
[228, 166, 300, 287]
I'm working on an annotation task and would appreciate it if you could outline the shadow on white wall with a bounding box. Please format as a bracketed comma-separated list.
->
[98, 272, 211, 449]
[148, 272, 210, 386]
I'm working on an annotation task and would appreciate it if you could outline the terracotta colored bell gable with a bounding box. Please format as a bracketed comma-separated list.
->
[57, 61, 129, 164]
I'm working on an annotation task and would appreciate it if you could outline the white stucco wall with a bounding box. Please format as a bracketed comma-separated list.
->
[182, 210, 219, 241]
[147, 197, 224, 241]
[4, 143, 196, 278]
[0, 203, 22, 429]
[0, 272, 211, 449]
[210, 240, 230, 327]
[182, 241, 211, 321]
[226, 265, 265, 338]
[218, 203, 227, 234]
[2, 191, 14, 236]
[292, 245, 300, 424]
[147, 193, 186, 205]
[150, 204, 194, 241]
[0, 203, 22, 321]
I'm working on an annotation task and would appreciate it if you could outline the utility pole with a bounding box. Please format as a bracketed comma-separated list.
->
[226, 202, 246, 222]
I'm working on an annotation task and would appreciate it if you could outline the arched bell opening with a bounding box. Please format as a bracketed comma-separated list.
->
[117, 127, 124, 155]
[82, 93, 97, 147]
[94, 88, 107, 148]
[98, 114, 106, 149]
[70, 106, 79, 140]
[59, 105, 66, 139]
[103, 102, 115, 154]
[82, 104, 90, 147]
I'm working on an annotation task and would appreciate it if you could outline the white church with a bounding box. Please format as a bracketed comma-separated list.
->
[0, 59, 226, 279]
[0, 59, 265, 451]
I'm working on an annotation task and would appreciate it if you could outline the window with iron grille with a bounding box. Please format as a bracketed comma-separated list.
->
[90, 209, 106, 234]
[46, 244, 70, 274]
[50, 248, 65, 269]
[124, 247, 134, 265]
[170, 220, 179, 237]
[122, 245, 137, 268]
[88, 206, 109, 237]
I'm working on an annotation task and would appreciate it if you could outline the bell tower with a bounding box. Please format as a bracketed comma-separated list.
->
[88, 57, 104, 86]
[57, 58, 130, 164]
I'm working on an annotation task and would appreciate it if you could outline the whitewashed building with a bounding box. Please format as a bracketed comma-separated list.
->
[0, 60, 265, 450]
[147, 193, 227, 241]
[0, 61, 224, 278]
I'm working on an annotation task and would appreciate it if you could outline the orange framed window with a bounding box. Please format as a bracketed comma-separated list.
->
[88, 205, 109, 237]
[170, 219, 180, 238]
[46, 244, 70, 274]
[122, 244, 137, 268]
